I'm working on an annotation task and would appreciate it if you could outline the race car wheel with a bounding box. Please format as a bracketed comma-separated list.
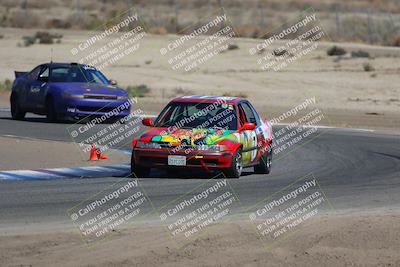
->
[223, 148, 242, 178]
[254, 147, 272, 174]
[46, 97, 58, 123]
[130, 150, 150, 178]
[10, 94, 26, 120]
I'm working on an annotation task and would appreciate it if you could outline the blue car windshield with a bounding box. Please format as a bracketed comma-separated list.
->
[49, 66, 109, 84]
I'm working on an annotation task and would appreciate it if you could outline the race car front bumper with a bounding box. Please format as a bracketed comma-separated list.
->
[133, 148, 234, 170]
[58, 98, 131, 119]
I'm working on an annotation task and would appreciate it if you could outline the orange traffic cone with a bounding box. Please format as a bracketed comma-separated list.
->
[89, 144, 99, 161]
[98, 150, 108, 160]
[95, 146, 108, 160]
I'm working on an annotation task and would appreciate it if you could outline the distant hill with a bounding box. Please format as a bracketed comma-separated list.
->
[0, 0, 399, 46]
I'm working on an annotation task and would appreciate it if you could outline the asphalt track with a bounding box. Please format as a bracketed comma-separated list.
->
[0, 110, 399, 233]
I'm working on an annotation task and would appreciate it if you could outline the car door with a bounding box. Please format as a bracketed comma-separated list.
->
[27, 65, 49, 112]
[246, 101, 268, 159]
[238, 101, 264, 165]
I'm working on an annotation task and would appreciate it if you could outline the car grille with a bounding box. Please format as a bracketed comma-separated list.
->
[84, 94, 117, 100]
[78, 106, 120, 113]
[158, 143, 193, 149]
[139, 157, 218, 166]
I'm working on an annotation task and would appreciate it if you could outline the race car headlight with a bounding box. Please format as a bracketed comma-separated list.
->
[117, 95, 129, 100]
[136, 142, 162, 149]
[195, 145, 228, 152]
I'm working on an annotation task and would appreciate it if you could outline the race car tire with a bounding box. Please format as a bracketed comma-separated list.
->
[130, 150, 150, 178]
[10, 94, 26, 120]
[223, 148, 243, 178]
[254, 147, 272, 174]
[45, 97, 58, 123]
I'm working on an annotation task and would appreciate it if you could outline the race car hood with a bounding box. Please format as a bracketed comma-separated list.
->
[50, 83, 127, 96]
[139, 127, 239, 146]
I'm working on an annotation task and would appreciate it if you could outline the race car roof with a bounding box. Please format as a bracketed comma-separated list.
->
[171, 95, 244, 104]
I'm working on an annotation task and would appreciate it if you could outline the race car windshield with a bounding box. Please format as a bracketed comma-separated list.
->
[49, 66, 110, 84]
[155, 102, 238, 130]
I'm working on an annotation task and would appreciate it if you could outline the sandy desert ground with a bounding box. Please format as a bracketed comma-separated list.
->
[0, 28, 399, 131]
[0, 214, 399, 267]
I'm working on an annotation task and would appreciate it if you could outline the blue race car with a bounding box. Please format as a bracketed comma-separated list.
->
[11, 62, 131, 122]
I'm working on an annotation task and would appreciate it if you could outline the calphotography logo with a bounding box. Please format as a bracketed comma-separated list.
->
[67, 178, 152, 245]
[66, 97, 147, 158]
[246, 173, 333, 248]
[72, 14, 140, 56]
[70, 8, 147, 71]
[249, 9, 326, 72]
[160, 10, 237, 72]
[155, 177, 242, 247]
[266, 96, 331, 160]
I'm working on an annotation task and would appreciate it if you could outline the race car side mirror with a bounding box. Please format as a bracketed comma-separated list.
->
[239, 122, 255, 132]
[142, 118, 154, 127]
[109, 79, 118, 85]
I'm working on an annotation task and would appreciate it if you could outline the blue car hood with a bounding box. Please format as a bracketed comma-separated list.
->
[50, 83, 127, 96]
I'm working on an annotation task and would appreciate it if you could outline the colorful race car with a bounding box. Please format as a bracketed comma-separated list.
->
[131, 96, 273, 178]
[10, 62, 131, 122]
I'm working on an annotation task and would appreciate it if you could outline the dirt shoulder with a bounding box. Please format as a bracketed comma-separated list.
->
[0, 92, 9, 106]
[0, 213, 399, 267]
[1, 29, 399, 132]
[0, 136, 129, 171]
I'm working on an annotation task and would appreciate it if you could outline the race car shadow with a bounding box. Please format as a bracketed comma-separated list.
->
[0, 117, 71, 124]
[136, 168, 254, 179]
[0, 116, 120, 124]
